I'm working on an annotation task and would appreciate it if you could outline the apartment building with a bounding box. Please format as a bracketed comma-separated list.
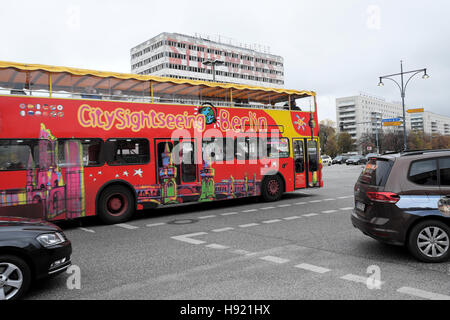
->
[130, 33, 284, 88]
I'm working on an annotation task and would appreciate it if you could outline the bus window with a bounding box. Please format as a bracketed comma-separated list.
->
[235, 138, 249, 161]
[234, 137, 260, 160]
[202, 138, 233, 163]
[0, 140, 38, 171]
[179, 142, 196, 183]
[58, 139, 104, 167]
[307, 140, 318, 172]
[106, 138, 150, 165]
[248, 137, 261, 160]
[267, 138, 290, 158]
[293, 140, 305, 173]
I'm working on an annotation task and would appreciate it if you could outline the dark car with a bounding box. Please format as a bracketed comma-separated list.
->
[351, 149, 450, 262]
[346, 155, 367, 165]
[0, 217, 72, 300]
[332, 155, 349, 164]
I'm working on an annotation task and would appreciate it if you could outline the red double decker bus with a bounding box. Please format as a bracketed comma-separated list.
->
[0, 61, 322, 224]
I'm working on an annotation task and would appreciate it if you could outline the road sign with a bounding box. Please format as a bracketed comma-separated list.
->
[383, 121, 403, 127]
[381, 118, 402, 123]
[407, 108, 424, 113]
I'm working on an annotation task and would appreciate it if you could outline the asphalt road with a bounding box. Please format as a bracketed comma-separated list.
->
[25, 164, 450, 300]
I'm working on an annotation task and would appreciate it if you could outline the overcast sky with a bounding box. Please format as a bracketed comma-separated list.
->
[1, 0, 448, 121]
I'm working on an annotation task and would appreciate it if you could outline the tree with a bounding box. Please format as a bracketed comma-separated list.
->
[319, 120, 337, 156]
[324, 134, 339, 157]
[337, 132, 354, 154]
[319, 120, 336, 151]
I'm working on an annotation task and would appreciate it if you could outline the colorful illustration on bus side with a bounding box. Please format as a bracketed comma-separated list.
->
[0, 124, 86, 220]
[135, 147, 260, 206]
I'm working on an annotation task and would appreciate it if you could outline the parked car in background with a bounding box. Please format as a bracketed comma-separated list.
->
[321, 155, 332, 166]
[0, 217, 72, 300]
[365, 153, 379, 160]
[332, 155, 349, 164]
[352, 149, 450, 262]
[346, 155, 367, 165]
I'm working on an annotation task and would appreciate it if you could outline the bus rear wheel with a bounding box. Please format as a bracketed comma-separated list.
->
[261, 175, 284, 202]
[98, 185, 135, 224]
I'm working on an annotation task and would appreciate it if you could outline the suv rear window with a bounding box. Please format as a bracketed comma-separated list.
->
[358, 158, 393, 186]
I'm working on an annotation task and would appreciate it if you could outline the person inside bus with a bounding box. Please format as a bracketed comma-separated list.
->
[284, 100, 301, 111]
[82, 86, 101, 99]
[290, 100, 301, 111]
[10, 83, 27, 95]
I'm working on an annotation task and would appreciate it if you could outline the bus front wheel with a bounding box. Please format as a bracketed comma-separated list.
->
[261, 175, 284, 202]
[98, 185, 135, 224]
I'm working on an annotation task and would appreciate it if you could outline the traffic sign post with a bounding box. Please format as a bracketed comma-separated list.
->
[382, 118, 403, 127]
[407, 108, 424, 113]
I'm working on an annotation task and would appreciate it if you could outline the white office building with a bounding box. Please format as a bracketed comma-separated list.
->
[409, 111, 450, 136]
[336, 93, 450, 145]
[130, 32, 284, 88]
[336, 93, 407, 141]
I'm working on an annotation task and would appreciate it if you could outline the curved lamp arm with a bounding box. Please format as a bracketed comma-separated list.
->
[403, 70, 425, 96]
[380, 76, 403, 95]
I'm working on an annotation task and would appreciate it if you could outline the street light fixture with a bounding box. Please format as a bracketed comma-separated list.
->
[378, 60, 429, 152]
[202, 59, 224, 82]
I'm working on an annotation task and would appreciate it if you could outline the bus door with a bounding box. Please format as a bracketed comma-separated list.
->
[305, 138, 319, 188]
[293, 139, 306, 189]
[154, 138, 198, 204]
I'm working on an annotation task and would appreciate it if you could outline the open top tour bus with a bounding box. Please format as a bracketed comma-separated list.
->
[0, 61, 322, 224]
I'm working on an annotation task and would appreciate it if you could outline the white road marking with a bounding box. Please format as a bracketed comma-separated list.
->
[205, 244, 229, 250]
[302, 213, 319, 217]
[397, 287, 450, 300]
[242, 209, 258, 213]
[323, 198, 335, 201]
[262, 219, 282, 224]
[339, 207, 354, 211]
[78, 227, 95, 233]
[294, 202, 307, 205]
[322, 210, 338, 214]
[260, 256, 290, 264]
[283, 216, 301, 220]
[231, 249, 252, 255]
[340, 274, 384, 287]
[146, 222, 166, 227]
[198, 215, 217, 219]
[239, 223, 260, 228]
[309, 200, 322, 203]
[115, 223, 139, 230]
[260, 207, 276, 210]
[221, 212, 239, 216]
[212, 227, 235, 232]
[171, 232, 208, 245]
[337, 196, 348, 199]
[277, 204, 291, 207]
[295, 263, 331, 274]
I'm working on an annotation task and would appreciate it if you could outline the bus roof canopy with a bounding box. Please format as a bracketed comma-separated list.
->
[0, 60, 315, 105]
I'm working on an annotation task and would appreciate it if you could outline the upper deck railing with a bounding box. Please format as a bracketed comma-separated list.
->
[0, 61, 316, 111]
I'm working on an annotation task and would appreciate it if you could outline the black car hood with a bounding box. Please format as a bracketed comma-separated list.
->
[0, 216, 59, 231]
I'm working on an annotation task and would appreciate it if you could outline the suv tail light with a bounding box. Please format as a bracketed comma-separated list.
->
[366, 192, 400, 204]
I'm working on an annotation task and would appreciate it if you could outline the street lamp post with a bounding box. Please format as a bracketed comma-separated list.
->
[378, 60, 429, 151]
[202, 59, 224, 82]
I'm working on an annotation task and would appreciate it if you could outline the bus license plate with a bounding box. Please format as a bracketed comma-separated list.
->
[356, 201, 365, 212]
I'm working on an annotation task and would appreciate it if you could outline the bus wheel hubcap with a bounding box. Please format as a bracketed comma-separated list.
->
[106, 194, 127, 216]
[268, 180, 279, 195]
